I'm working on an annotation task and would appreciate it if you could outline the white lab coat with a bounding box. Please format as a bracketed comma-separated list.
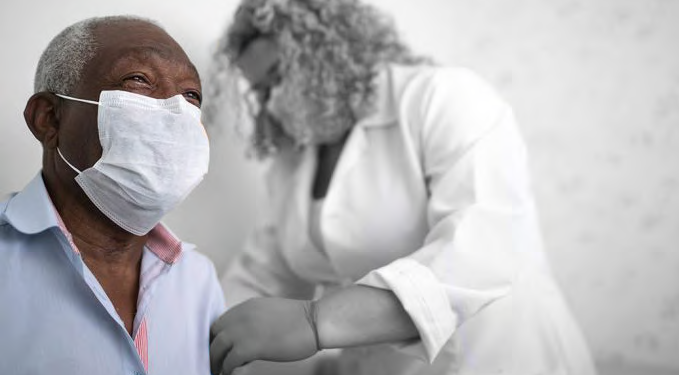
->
[221, 64, 597, 375]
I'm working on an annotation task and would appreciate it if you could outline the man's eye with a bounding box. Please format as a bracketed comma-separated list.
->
[184, 91, 202, 106]
[124, 75, 150, 85]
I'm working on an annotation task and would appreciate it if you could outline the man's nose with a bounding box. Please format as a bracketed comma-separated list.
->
[152, 79, 185, 100]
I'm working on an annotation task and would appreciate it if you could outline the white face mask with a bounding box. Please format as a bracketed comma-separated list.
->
[55, 90, 210, 236]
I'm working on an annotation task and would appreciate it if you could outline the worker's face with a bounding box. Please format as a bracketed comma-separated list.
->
[56, 20, 203, 173]
[235, 37, 290, 134]
[236, 37, 281, 99]
[235, 37, 349, 145]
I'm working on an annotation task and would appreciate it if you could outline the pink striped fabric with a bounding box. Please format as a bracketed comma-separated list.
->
[146, 224, 183, 264]
[135, 317, 149, 371]
[52, 205, 80, 255]
[52, 200, 182, 264]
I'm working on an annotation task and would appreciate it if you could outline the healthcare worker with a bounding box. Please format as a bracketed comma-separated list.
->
[208, 0, 598, 374]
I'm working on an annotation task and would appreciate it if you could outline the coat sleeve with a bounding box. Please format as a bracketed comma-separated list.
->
[356, 68, 541, 362]
[220, 162, 317, 308]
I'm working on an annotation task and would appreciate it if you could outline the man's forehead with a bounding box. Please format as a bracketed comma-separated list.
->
[94, 21, 186, 59]
[89, 26, 198, 77]
[107, 45, 192, 66]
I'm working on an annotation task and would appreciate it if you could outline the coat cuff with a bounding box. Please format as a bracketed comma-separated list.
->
[355, 258, 455, 362]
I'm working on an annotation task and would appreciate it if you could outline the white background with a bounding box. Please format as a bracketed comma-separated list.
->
[1, 1, 678, 374]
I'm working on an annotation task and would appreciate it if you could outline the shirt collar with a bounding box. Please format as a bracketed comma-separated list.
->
[2, 172, 184, 264]
[2, 172, 58, 234]
[146, 224, 184, 264]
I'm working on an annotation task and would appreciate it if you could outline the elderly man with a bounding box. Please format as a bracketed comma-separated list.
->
[0, 16, 223, 374]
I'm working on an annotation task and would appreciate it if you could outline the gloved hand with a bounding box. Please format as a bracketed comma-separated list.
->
[210, 297, 319, 375]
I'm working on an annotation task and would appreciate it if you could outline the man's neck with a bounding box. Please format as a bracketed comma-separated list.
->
[44, 172, 145, 335]
[49, 184, 147, 258]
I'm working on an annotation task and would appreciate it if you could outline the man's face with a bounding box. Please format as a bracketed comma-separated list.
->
[57, 20, 202, 172]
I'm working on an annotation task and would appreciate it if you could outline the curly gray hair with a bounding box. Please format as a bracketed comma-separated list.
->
[206, 0, 431, 159]
[34, 15, 159, 95]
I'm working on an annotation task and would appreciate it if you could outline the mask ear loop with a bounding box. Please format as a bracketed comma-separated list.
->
[53, 93, 99, 175]
[57, 147, 83, 174]
[54, 93, 100, 106]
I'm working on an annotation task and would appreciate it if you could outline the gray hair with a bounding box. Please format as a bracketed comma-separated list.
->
[34, 15, 159, 94]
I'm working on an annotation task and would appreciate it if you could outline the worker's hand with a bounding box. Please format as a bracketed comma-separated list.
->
[210, 297, 319, 375]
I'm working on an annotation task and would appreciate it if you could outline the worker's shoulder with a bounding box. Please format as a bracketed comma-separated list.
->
[390, 64, 507, 111]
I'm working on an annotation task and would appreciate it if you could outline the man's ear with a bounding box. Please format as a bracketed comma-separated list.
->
[24, 92, 60, 149]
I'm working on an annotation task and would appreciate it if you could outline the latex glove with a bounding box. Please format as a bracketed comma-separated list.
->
[210, 297, 319, 375]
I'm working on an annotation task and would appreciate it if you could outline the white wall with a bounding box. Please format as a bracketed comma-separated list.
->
[1, 1, 677, 373]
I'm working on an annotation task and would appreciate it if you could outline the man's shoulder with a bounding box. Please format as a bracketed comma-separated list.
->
[173, 246, 221, 284]
[179, 246, 216, 270]
[164, 246, 223, 309]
